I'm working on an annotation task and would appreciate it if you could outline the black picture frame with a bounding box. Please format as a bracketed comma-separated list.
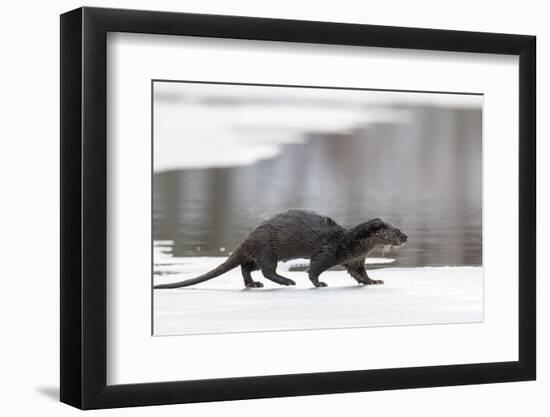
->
[60, 6, 536, 410]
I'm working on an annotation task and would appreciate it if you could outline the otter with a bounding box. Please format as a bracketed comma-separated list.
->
[154, 209, 407, 289]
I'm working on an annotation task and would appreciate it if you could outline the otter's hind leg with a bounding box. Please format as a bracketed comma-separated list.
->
[344, 260, 384, 285]
[241, 262, 263, 288]
[259, 259, 296, 286]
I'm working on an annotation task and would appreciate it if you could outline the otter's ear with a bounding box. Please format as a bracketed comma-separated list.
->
[369, 218, 385, 229]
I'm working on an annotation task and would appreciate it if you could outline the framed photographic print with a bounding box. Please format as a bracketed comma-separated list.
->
[60, 6, 536, 409]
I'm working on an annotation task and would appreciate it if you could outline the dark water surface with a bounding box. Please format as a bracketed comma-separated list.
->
[153, 106, 482, 268]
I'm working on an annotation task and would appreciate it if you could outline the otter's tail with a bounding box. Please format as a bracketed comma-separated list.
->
[153, 248, 243, 289]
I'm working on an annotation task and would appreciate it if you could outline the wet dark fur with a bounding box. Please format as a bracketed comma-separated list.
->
[154, 209, 407, 289]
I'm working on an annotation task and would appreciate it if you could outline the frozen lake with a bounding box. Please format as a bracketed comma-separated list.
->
[153, 84, 483, 269]
[153, 255, 483, 336]
[151, 84, 484, 336]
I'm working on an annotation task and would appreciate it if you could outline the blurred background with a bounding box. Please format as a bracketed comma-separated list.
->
[153, 81, 482, 268]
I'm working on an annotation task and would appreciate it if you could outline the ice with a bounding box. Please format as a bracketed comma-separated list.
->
[153, 256, 483, 336]
[153, 255, 395, 274]
[154, 83, 483, 172]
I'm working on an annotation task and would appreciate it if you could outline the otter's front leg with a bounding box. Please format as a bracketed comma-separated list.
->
[344, 260, 384, 285]
[309, 256, 334, 287]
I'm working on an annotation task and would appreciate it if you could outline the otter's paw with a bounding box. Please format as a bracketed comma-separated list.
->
[313, 281, 328, 288]
[285, 279, 296, 286]
[358, 278, 384, 285]
[246, 281, 264, 288]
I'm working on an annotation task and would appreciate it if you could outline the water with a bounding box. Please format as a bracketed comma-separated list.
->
[153, 105, 482, 268]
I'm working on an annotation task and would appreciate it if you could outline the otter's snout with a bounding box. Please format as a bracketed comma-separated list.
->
[396, 231, 408, 245]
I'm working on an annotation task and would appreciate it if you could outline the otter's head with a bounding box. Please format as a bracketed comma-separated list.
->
[352, 218, 408, 248]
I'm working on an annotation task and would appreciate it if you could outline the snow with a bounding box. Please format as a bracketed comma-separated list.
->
[153, 256, 483, 336]
[154, 255, 394, 272]
[153, 82, 482, 172]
